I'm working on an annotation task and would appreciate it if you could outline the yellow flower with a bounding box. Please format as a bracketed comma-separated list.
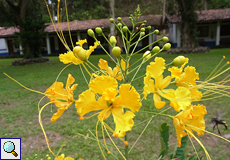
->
[173, 104, 207, 147]
[75, 75, 141, 137]
[45, 74, 78, 122]
[59, 39, 99, 65]
[98, 59, 128, 81]
[55, 154, 74, 160]
[143, 57, 173, 109]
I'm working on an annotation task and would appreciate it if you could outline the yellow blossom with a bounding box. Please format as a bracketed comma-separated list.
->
[55, 154, 74, 160]
[75, 75, 141, 137]
[98, 59, 128, 81]
[45, 74, 78, 122]
[173, 104, 207, 147]
[143, 57, 173, 109]
[59, 39, 99, 65]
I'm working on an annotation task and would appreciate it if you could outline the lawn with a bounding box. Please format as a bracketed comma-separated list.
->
[1, 48, 230, 160]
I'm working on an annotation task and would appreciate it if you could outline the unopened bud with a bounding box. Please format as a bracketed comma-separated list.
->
[163, 43, 171, 50]
[117, 17, 121, 21]
[143, 50, 151, 60]
[153, 29, 159, 34]
[109, 18, 114, 23]
[112, 46, 121, 57]
[117, 23, 122, 28]
[151, 46, 160, 53]
[87, 29, 94, 37]
[110, 36, 117, 45]
[173, 56, 186, 66]
[123, 26, 128, 33]
[140, 32, 145, 36]
[73, 46, 87, 61]
[95, 27, 102, 34]
[147, 26, 151, 30]
[161, 36, 169, 42]
[140, 28, 145, 32]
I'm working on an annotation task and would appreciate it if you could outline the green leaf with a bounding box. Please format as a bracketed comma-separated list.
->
[158, 123, 169, 159]
[173, 135, 188, 160]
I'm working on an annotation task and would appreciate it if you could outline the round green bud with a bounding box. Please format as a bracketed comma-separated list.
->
[109, 18, 114, 23]
[143, 50, 151, 60]
[153, 29, 159, 34]
[173, 56, 186, 66]
[95, 27, 102, 34]
[151, 46, 160, 53]
[140, 28, 145, 32]
[143, 20, 147, 23]
[147, 26, 151, 30]
[129, 17, 132, 21]
[163, 43, 171, 50]
[117, 17, 121, 21]
[123, 26, 128, 33]
[112, 46, 121, 57]
[77, 49, 87, 61]
[140, 32, 145, 37]
[87, 29, 94, 37]
[110, 36, 117, 45]
[161, 36, 169, 42]
[117, 23, 122, 28]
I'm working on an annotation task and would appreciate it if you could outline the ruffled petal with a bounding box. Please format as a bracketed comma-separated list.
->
[102, 88, 118, 101]
[146, 57, 165, 79]
[76, 39, 87, 47]
[89, 76, 118, 95]
[59, 51, 82, 65]
[179, 66, 199, 86]
[113, 84, 141, 112]
[76, 90, 106, 117]
[50, 108, 66, 123]
[168, 66, 182, 79]
[66, 74, 75, 89]
[158, 75, 172, 90]
[112, 109, 135, 137]
[55, 154, 65, 160]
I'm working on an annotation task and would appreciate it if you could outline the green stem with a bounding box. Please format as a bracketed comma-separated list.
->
[128, 107, 172, 153]
[125, 134, 129, 160]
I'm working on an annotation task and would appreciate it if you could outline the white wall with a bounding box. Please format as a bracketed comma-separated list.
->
[0, 38, 9, 56]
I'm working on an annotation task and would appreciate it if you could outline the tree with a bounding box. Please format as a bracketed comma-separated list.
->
[167, 0, 199, 48]
[0, 0, 47, 58]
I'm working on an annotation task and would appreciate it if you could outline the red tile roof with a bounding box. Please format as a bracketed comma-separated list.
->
[0, 15, 162, 37]
[45, 14, 162, 32]
[168, 8, 230, 23]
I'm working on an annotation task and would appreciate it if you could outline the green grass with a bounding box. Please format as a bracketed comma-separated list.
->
[1, 48, 230, 159]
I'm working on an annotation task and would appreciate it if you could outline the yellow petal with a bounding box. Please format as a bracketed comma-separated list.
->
[113, 84, 141, 112]
[64, 158, 74, 160]
[180, 66, 199, 86]
[143, 73, 155, 99]
[153, 93, 165, 109]
[76, 39, 87, 47]
[98, 108, 112, 121]
[146, 57, 165, 79]
[112, 109, 135, 137]
[50, 108, 66, 123]
[59, 51, 82, 65]
[98, 59, 109, 72]
[158, 75, 172, 90]
[168, 66, 182, 79]
[55, 154, 65, 160]
[102, 88, 118, 101]
[76, 90, 107, 117]
[89, 76, 118, 95]
[66, 74, 75, 89]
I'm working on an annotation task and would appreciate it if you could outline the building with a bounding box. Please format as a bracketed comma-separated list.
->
[168, 8, 230, 47]
[0, 15, 162, 56]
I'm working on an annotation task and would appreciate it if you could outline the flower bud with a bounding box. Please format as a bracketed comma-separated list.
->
[143, 50, 151, 60]
[140, 28, 145, 32]
[110, 36, 117, 45]
[112, 46, 121, 57]
[117, 17, 121, 21]
[129, 17, 132, 21]
[123, 26, 128, 33]
[163, 43, 171, 50]
[109, 18, 114, 23]
[140, 32, 145, 36]
[153, 29, 159, 34]
[161, 36, 169, 42]
[151, 46, 160, 53]
[173, 56, 186, 66]
[95, 27, 102, 34]
[117, 23, 122, 28]
[87, 29, 94, 37]
[147, 26, 151, 30]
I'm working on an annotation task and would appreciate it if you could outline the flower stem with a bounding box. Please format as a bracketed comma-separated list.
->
[125, 134, 129, 160]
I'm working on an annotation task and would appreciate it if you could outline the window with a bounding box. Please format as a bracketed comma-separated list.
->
[220, 24, 230, 36]
[197, 26, 209, 37]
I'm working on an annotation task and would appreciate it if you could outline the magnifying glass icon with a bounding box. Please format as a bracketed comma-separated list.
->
[3, 141, 18, 157]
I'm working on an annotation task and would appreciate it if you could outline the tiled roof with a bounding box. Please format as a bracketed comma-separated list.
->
[168, 8, 230, 23]
[0, 14, 162, 37]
